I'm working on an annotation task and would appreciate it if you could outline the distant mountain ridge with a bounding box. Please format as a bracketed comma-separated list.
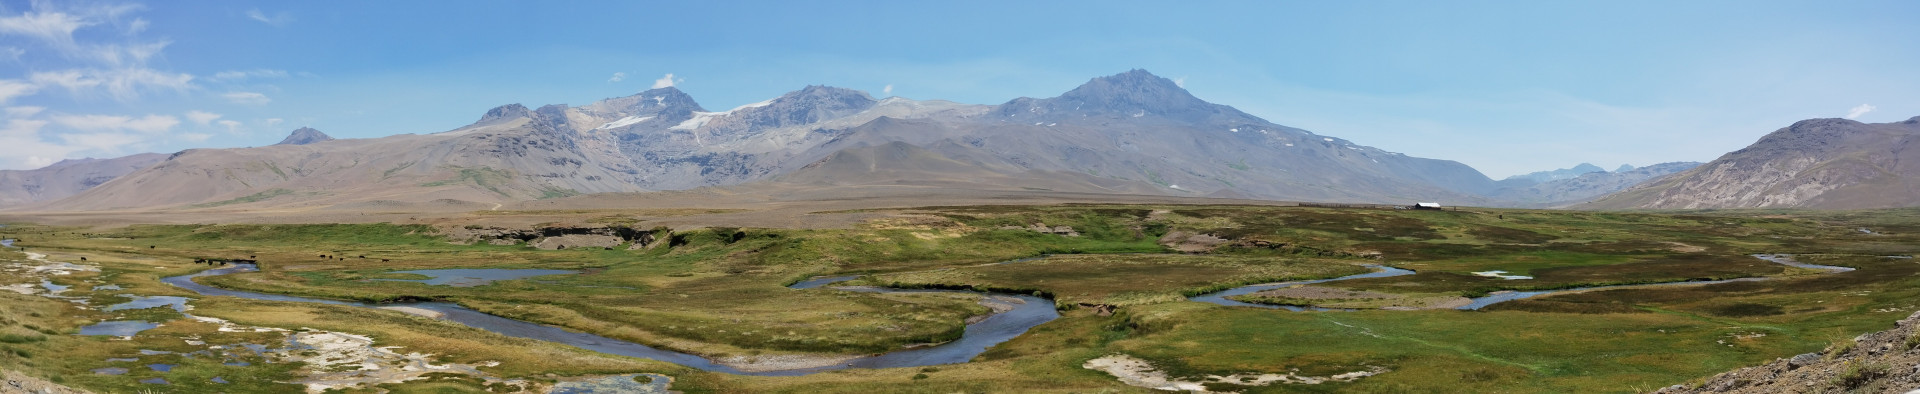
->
[0, 153, 167, 207]
[1584, 117, 1920, 210]
[1489, 162, 1701, 206]
[1504, 163, 1608, 183]
[18, 69, 1718, 212]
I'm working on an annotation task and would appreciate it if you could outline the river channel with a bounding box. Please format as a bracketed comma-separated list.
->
[162, 265, 1056, 376]
[1189, 254, 1859, 310]
[157, 253, 1855, 375]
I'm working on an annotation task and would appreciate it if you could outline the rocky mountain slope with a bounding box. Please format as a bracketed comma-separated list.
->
[1488, 162, 1701, 206]
[25, 70, 1525, 211]
[276, 127, 335, 145]
[1656, 310, 1920, 393]
[1585, 117, 1920, 209]
[0, 153, 167, 207]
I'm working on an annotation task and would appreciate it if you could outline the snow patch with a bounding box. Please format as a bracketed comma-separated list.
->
[729, 99, 774, 112]
[596, 116, 653, 130]
[671, 112, 721, 130]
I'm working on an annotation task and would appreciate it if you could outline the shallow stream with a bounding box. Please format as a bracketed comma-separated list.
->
[1190, 254, 1859, 310]
[164, 266, 1057, 376]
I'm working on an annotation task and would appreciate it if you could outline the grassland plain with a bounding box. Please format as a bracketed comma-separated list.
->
[0, 204, 1915, 392]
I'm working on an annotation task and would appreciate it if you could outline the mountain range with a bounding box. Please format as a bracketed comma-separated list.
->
[1584, 117, 1920, 210]
[3, 70, 1913, 212]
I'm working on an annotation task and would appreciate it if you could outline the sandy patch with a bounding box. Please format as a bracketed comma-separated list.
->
[715, 353, 862, 372]
[1157, 231, 1228, 253]
[1665, 242, 1707, 253]
[1239, 286, 1471, 310]
[378, 306, 446, 319]
[1084, 354, 1385, 393]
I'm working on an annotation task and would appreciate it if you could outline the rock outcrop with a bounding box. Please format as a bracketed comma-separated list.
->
[442, 225, 663, 249]
[1657, 310, 1920, 393]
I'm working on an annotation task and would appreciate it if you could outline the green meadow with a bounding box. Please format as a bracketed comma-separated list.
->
[2, 204, 1916, 392]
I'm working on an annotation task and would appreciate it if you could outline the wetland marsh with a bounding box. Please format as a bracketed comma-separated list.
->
[2, 204, 1917, 392]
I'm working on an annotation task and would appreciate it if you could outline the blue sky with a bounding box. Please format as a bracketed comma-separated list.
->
[1, 1, 1915, 177]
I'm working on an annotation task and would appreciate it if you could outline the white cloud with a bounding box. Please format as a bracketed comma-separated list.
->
[0, 4, 197, 105]
[608, 72, 626, 82]
[212, 69, 289, 81]
[1846, 104, 1875, 120]
[222, 91, 271, 105]
[651, 73, 681, 89]
[1173, 76, 1187, 88]
[0, 9, 89, 50]
[216, 119, 242, 133]
[5, 106, 45, 118]
[176, 132, 210, 142]
[264, 118, 284, 128]
[50, 113, 179, 133]
[57, 131, 143, 153]
[23, 155, 54, 168]
[0, 3, 155, 66]
[185, 110, 221, 125]
[0, 118, 47, 137]
[0, 118, 75, 169]
[882, 84, 893, 96]
[29, 68, 194, 101]
[0, 79, 37, 104]
[245, 9, 293, 27]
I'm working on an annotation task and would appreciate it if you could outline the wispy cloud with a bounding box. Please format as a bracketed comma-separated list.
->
[1173, 76, 1187, 88]
[264, 118, 284, 128]
[50, 113, 179, 133]
[29, 68, 193, 101]
[222, 91, 271, 105]
[5, 106, 45, 118]
[652, 73, 681, 89]
[1846, 104, 1875, 120]
[608, 72, 626, 82]
[0, 79, 37, 104]
[216, 119, 242, 133]
[185, 110, 221, 125]
[882, 84, 893, 96]
[212, 69, 289, 81]
[0, 8, 90, 51]
[1, 3, 195, 102]
[245, 9, 293, 27]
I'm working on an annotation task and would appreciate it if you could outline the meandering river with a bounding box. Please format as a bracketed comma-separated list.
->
[155, 253, 1856, 375]
[163, 265, 1056, 376]
[1190, 254, 1859, 310]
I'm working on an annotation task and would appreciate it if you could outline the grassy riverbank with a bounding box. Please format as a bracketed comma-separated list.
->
[1, 205, 1915, 392]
